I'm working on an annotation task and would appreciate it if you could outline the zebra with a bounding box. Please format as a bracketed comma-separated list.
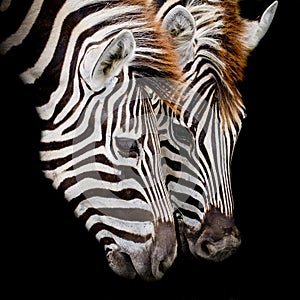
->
[0, 0, 185, 281]
[151, 0, 278, 261]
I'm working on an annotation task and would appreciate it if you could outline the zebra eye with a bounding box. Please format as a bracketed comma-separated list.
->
[173, 124, 194, 145]
[115, 137, 139, 158]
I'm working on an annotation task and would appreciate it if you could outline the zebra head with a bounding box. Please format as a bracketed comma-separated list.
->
[156, 0, 278, 261]
[72, 29, 179, 281]
[0, 0, 184, 281]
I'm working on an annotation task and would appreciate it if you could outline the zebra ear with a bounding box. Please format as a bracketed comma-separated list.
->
[243, 1, 278, 51]
[162, 5, 196, 67]
[82, 29, 135, 90]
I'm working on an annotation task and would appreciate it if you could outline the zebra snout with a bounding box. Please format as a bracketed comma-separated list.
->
[196, 226, 241, 262]
[194, 207, 241, 262]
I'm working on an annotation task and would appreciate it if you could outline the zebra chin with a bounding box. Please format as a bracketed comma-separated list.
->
[105, 221, 177, 281]
[182, 207, 241, 262]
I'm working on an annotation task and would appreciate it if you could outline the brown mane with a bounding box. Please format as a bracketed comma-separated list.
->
[125, 0, 184, 113]
[187, 0, 250, 125]
[215, 0, 249, 124]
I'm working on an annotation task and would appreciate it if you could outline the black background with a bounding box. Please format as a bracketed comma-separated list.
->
[1, 0, 295, 299]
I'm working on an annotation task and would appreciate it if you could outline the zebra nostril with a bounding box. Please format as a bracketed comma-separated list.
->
[159, 260, 168, 274]
[233, 228, 241, 239]
[223, 228, 232, 235]
[200, 241, 211, 256]
[150, 259, 169, 280]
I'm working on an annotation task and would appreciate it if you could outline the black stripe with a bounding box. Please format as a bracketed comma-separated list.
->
[0, 0, 34, 42]
[2, 0, 65, 74]
[80, 206, 153, 223]
[177, 207, 201, 222]
[89, 222, 151, 243]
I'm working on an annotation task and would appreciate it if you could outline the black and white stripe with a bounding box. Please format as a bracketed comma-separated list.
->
[153, 0, 278, 261]
[0, 0, 183, 281]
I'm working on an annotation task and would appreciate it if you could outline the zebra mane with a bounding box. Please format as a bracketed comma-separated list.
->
[186, 0, 249, 124]
[128, 0, 184, 113]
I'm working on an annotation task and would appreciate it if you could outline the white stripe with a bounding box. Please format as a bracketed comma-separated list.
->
[50, 162, 121, 189]
[168, 181, 204, 203]
[20, 3, 140, 84]
[171, 196, 204, 223]
[0, 0, 43, 55]
[86, 214, 153, 236]
[155, 0, 180, 21]
[0, 0, 12, 12]
[64, 177, 147, 202]
[75, 197, 151, 215]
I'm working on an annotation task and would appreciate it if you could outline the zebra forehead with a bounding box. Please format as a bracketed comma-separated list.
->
[123, 0, 183, 77]
[187, 0, 249, 124]
[96, 0, 185, 108]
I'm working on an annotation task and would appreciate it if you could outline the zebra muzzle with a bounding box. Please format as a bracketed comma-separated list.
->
[193, 207, 241, 262]
[150, 221, 178, 280]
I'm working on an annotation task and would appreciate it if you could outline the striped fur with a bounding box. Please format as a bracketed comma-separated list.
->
[0, 0, 184, 281]
[153, 0, 277, 261]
